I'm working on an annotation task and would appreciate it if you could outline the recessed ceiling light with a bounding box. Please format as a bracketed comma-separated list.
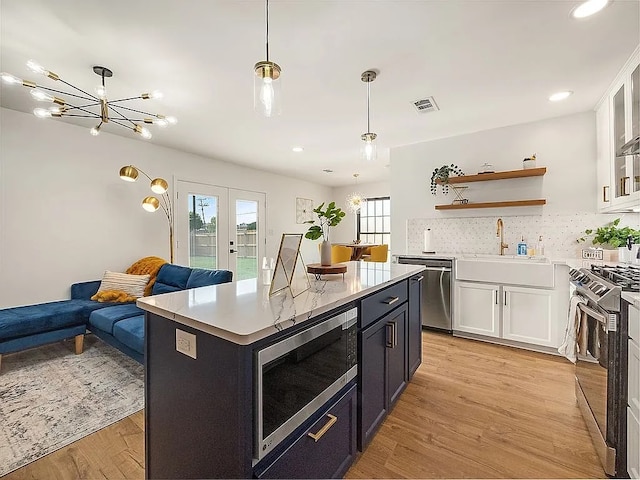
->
[549, 91, 573, 102]
[292, 146, 303, 153]
[570, 0, 609, 19]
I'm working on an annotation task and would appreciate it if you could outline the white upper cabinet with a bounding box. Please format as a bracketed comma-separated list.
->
[597, 46, 640, 212]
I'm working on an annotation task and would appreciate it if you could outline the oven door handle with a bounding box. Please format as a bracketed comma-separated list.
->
[578, 303, 607, 325]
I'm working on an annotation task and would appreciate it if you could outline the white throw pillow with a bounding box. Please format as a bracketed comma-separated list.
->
[97, 270, 150, 298]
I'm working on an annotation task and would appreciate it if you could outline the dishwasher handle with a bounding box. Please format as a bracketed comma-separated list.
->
[421, 266, 452, 272]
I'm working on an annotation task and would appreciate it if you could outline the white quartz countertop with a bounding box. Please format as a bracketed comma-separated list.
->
[137, 261, 425, 345]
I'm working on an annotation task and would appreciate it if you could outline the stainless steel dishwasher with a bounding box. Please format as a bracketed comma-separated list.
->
[396, 256, 453, 332]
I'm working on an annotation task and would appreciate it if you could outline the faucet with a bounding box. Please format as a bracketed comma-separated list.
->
[496, 218, 509, 255]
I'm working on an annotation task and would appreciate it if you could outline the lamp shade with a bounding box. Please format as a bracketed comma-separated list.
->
[150, 178, 168, 194]
[142, 196, 160, 212]
[119, 165, 139, 182]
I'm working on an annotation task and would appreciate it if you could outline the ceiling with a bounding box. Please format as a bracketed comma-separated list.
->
[1, 0, 638, 187]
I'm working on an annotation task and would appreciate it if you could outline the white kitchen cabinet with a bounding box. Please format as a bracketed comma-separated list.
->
[596, 99, 612, 211]
[502, 286, 556, 347]
[596, 46, 639, 212]
[454, 281, 560, 349]
[628, 303, 640, 479]
[454, 281, 500, 338]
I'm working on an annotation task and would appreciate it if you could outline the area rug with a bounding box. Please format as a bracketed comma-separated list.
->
[0, 335, 144, 476]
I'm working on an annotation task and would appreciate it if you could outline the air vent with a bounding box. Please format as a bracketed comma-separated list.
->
[412, 96, 439, 113]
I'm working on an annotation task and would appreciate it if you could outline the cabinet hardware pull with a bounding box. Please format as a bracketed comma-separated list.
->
[504, 291, 507, 306]
[494, 290, 498, 305]
[386, 322, 393, 347]
[393, 321, 398, 348]
[621, 177, 630, 196]
[603, 185, 609, 203]
[307, 414, 337, 442]
[413, 276, 424, 282]
[383, 296, 400, 305]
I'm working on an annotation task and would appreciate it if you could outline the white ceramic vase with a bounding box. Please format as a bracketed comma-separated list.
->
[320, 240, 332, 266]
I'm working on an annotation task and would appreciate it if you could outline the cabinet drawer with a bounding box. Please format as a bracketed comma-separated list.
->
[361, 281, 407, 329]
[256, 384, 356, 479]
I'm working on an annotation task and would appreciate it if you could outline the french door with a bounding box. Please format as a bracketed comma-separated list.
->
[176, 180, 265, 281]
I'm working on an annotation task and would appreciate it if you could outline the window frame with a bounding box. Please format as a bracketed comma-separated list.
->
[356, 196, 391, 247]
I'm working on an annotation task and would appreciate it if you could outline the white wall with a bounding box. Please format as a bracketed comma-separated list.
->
[0, 108, 332, 308]
[330, 181, 390, 244]
[391, 112, 605, 255]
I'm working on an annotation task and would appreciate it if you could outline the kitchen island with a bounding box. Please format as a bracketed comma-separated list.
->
[137, 261, 425, 479]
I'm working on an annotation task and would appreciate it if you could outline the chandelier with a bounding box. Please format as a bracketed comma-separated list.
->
[360, 70, 378, 161]
[346, 174, 366, 213]
[0, 60, 176, 139]
[254, 0, 282, 117]
[119, 165, 174, 263]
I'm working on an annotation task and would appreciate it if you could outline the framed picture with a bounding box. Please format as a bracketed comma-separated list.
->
[295, 197, 314, 224]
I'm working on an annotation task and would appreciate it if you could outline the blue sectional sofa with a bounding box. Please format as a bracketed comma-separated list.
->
[0, 264, 232, 368]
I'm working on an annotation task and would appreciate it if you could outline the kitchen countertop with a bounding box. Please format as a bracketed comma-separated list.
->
[622, 291, 640, 309]
[137, 261, 425, 345]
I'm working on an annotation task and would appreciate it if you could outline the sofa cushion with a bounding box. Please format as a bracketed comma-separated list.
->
[95, 271, 150, 298]
[152, 264, 192, 295]
[186, 268, 233, 288]
[89, 304, 145, 335]
[0, 301, 85, 340]
[112, 315, 145, 354]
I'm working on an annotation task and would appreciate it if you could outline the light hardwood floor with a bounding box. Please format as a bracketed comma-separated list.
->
[5, 332, 605, 479]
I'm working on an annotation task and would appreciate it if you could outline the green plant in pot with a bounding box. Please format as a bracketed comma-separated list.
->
[305, 202, 346, 266]
[577, 218, 640, 248]
[430, 164, 464, 195]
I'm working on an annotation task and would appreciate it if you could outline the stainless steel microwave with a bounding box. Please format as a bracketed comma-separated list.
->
[254, 307, 358, 461]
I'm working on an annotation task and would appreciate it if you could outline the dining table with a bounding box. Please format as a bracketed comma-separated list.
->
[333, 243, 381, 261]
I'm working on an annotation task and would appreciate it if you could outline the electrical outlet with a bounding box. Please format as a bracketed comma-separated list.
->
[176, 329, 197, 359]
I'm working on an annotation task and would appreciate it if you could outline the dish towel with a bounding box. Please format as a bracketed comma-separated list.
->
[558, 293, 587, 363]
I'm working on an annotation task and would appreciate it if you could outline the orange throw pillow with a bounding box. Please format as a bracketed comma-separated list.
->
[91, 290, 137, 303]
[126, 256, 168, 296]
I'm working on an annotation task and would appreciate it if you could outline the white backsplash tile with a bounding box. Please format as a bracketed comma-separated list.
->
[406, 213, 640, 258]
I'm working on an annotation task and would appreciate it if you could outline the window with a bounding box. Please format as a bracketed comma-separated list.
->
[357, 197, 390, 248]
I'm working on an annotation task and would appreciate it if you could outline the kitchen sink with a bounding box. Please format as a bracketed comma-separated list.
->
[460, 254, 550, 264]
[456, 256, 554, 287]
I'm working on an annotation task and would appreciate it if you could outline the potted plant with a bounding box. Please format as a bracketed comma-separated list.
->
[305, 201, 346, 266]
[577, 218, 640, 261]
[430, 164, 464, 195]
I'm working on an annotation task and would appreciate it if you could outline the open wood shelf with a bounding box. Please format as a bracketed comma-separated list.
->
[441, 167, 547, 184]
[435, 199, 546, 210]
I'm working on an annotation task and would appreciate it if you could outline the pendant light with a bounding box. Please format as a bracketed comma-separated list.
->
[361, 70, 377, 161]
[254, 0, 281, 117]
[346, 173, 366, 213]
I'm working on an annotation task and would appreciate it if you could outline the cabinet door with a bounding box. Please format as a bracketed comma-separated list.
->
[631, 64, 639, 196]
[454, 281, 500, 338]
[612, 84, 628, 200]
[408, 273, 423, 378]
[502, 286, 556, 347]
[596, 99, 612, 210]
[358, 318, 388, 449]
[628, 407, 640, 480]
[629, 337, 640, 421]
[386, 304, 408, 407]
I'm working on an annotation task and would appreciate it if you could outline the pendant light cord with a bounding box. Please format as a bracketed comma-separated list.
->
[265, 0, 270, 62]
[366, 80, 371, 133]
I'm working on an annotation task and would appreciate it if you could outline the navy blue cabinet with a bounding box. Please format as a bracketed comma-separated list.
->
[408, 273, 424, 378]
[358, 302, 408, 449]
[255, 384, 357, 479]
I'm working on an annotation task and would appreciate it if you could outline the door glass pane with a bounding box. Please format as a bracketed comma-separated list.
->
[188, 194, 218, 268]
[613, 86, 626, 197]
[632, 65, 639, 193]
[235, 199, 258, 281]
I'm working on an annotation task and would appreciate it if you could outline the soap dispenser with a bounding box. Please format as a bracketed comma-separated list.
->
[517, 235, 528, 256]
[537, 235, 545, 256]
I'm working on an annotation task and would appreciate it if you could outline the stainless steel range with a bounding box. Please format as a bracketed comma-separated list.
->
[569, 264, 639, 477]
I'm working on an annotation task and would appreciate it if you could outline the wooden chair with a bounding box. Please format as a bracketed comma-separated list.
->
[331, 245, 352, 264]
[363, 244, 389, 262]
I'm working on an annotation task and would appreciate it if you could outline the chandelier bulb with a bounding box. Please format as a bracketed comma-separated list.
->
[26, 60, 46, 75]
[95, 85, 107, 99]
[142, 90, 163, 99]
[90, 123, 102, 136]
[33, 108, 51, 118]
[0, 72, 23, 85]
[30, 89, 53, 102]
[165, 116, 177, 125]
